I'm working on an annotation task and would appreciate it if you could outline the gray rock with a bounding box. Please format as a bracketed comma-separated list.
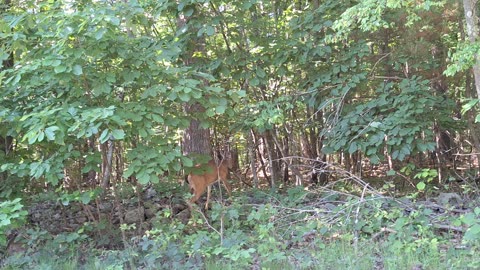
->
[124, 207, 145, 224]
[437, 193, 463, 207]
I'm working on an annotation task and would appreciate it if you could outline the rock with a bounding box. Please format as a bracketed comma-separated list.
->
[437, 193, 463, 207]
[323, 203, 337, 211]
[144, 208, 155, 219]
[7, 242, 27, 256]
[76, 216, 87, 224]
[143, 187, 157, 200]
[99, 202, 113, 212]
[176, 208, 190, 224]
[172, 203, 187, 215]
[124, 207, 145, 224]
[144, 202, 162, 219]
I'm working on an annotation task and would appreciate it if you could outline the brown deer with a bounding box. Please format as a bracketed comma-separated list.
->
[187, 159, 231, 209]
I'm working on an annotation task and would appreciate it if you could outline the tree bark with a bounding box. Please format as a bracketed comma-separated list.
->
[248, 129, 259, 188]
[101, 136, 115, 188]
[462, 0, 480, 168]
[462, 0, 480, 98]
[178, 6, 212, 159]
[183, 103, 212, 156]
[0, 0, 14, 183]
[263, 130, 280, 188]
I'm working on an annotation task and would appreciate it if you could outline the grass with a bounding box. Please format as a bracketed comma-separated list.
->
[199, 239, 479, 270]
[2, 237, 480, 270]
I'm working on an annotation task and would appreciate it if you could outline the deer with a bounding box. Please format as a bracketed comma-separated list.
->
[187, 159, 232, 210]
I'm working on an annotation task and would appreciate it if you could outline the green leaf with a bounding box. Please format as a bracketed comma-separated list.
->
[0, 219, 11, 226]
[200, 121, 210, 129]
[45, 126, 59, 141]
[475, 114, 480, 123]
[189, 90, 201, 99]
[137, 171, 150, 185]
[462, 212, 477, 226]
[205, 25, 215, 36]
[37, 131, 45, 142]
[66, 232, 80, 243]
[348, 142, 357, 154]
[464, 224, 480, 242]
[112, 129, 125, 140]
[72, 65, 83, 76]
[183, 8, 194, 17]
[206, 108, 215, 117]
[178, 92, 190, 102]
[168, 91, 177, 101]
[54, 65, 67, 73]
[256, 68, 266, 78]
[183, 158, 193, 167]
[93, 83, 111, 96]
[27, 132, 39, 144]
[416, 181, 426, 191]
[386, 170, 396, 176]
[80, 192, 91, 204]
[139, 128, 148, 138]
[369, 155, 380, 164]
[68, 107, 77, 116]
[216, 104, 226, 114]
[322, 146, 334, 154]
[109, 16, 120, 26]
[94, 28, 106, 40]
[51, 59, 62, 67]
[99, 129, 109, 143]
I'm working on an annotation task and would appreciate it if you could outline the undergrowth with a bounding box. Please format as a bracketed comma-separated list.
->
[2, 187, 480, 269]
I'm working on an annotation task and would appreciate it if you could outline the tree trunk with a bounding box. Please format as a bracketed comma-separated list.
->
[101, 136, 115, 188]
[465, 70, 480, 166]
[263, 130, 280, 188]
[177, 7, 212, 158]
[248, 129, 259, 188]
[463, 0, 480, 98]
[0, 0, 14, 182]
[460, 1, 480, 167]
[183, 103, 212, 156]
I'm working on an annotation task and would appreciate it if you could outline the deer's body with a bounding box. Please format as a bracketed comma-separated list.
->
[188, 160, 231, 209]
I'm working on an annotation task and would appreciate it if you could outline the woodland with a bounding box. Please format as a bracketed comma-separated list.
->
[2, 0, 480, 269]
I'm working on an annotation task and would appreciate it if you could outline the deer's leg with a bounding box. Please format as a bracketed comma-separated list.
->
[221, 178, 232, 196]
[205, 185, 211, 210]
[189, 192, 202, 204]
[189, 178, 206, 204]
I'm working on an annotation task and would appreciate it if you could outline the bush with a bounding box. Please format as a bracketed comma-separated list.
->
[0, 198, 28, 247]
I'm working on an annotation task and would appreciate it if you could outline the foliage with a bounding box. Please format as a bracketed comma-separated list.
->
[57, 188, 103, 205]
[1, 0, 479, 269]
[0, 198, 28, 247]
[0, 0, 239, 188]
[0, 0, 470, 190]
[323, 77, 453, 163]
[331, 0, 445, 39]
[3, 188, 479, 269]
[460, 207, 480, 244]
[445, 42, 480, 76]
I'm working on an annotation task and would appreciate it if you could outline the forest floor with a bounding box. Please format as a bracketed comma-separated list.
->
[2, 168, 480, 269]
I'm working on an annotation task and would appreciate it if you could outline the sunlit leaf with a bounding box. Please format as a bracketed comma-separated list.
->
[45, 126, 59, 141]
[112, 129, 125, 140]
[99, 129, 109, 143]
[72, 65, 83, 76]
[54, 65, 67, 73]
[416, 181, 426, 191]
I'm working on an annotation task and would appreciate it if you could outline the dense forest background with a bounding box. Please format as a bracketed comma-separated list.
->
[2, 0, 480, 269]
